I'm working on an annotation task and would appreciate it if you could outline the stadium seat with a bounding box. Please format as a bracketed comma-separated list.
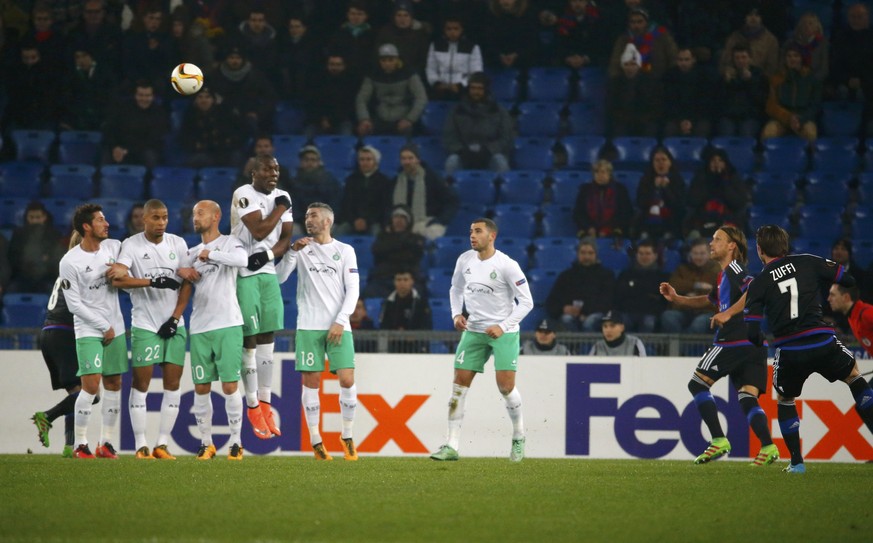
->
[762, 137, 808, 173]
[858, 172, 873, 203]
[11, 129, 55, 163]
[804, 171, 851, 207]
[560, 135, 605, 169]
[852, 212, 873, 239]
[338, 235, 375, 270]
[283, 298, 298, 329]
[313, 135, 358, 170]
[0, 161, 44, 198]
[498, 236, 531, 269]
[444, 203, 488, 236]
[57, 130, 102, 165]
[612, 170, 642, 200]
[450, 170, 497, 206]
[47, 164, 95, 199]
[566, 102, 605, 136]
[610, 137, 657, 169]
[532, 237, 577, 270]
[420, 101, 453, 135]
[198, 167, 237, 200]
[748, 206, 791, 232]
[161, 199, 188, 234]
[576, 67, 607, 102]
[527, 268, 560, 303]
[150, 166, 197, 201]
[549, 171, 588, 204]
[751, 172, 798, 206]
[431, 236, 469, 267]
[364, 298, 382, 329]
[273, 102, 305, 134]
[526, 67, 571, 101]
[539, 204, 576, 237]
[498, 170, 546, 204]
[1, 293, 48, 327]
[412, 136, 446, 170]
[598, 245, 630, 276]
[812, 137, 859, 172]
[821, 101, 863, 137]
[272, 135, 309, 170]
[362, 136, 407, 174]
[429, 298, 455, 331]
[42, 198, 82, 231]
[426, 267, 454, 298]
[0, 198, 28, 228]
[522, 305, 549, 331]
[853, 239, 873, 268]
[796, 205, 846, 241]
[791, 237, 830, 257]
[661, 248, 681, 273]
[663, 137, 707, 170]
[98, 164, 147, 199]
[92, 198, 135, 238]
[513, 137, 554, 170]
[746, 239, 762, 274]
[516, 101, 563, 136]
[710, 137, 757, 173]
[492, 204, 538, 238]
[487, 68, 520, 102]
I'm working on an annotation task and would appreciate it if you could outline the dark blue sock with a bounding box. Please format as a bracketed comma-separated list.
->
[739, 392, 772, 447]
[689, 378, 724, 439]
[778, 400, 803, 466]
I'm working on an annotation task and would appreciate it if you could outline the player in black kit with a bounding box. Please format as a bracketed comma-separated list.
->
[744, 225, 873, 473]
[660, 226, 778, 466]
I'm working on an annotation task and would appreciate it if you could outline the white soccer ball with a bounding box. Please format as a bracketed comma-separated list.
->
[170, 63, 204, 96]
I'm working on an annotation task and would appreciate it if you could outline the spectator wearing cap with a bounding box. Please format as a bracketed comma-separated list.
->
[522, 318, 572, 355]
[179, 86, 245, 168]
[7, 201, 63, 294]
[545, 239, 615, 332]
[613, 239, 669, 333]
[365, 206, 427, 299]
[207, 44, 279, 135]
[337, 146, 394, 236]
[605, 43, 662, 138]
[590, 311, 647, 356]
[607, 6, 677, 79]
[426, 16, 483, 100]
[356, 42, 428, 137]
[289, 145, 342, 236]
[761, 43, 821, 143]
[304, 53, 358, 137]
[102, 80, 169, 169]
[277, 14, 321, 102]
[718, 5, 780, 78]
[443, 72, 512, 174]
[375, 0, 432, 75]
[392, 143, 459, 240]
[380, 267, 434, 352]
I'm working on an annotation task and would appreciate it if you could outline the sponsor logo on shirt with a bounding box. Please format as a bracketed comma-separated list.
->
[466, 282, 494, 295]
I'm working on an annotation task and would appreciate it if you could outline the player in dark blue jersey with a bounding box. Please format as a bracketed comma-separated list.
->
[661, 225, 778, 466]
[744, 225, 873, 473]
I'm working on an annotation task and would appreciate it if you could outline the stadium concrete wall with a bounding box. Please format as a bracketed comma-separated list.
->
[4, 352, 871, 462]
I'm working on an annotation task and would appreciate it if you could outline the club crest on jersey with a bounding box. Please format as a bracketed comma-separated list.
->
[489, 271, 497, 279]
[238, 197, 249, 208]
[169, 252, 176, 260]
[333, 253, 340, 261]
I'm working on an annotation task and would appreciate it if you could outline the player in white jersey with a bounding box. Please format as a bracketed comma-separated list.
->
[230, 154, 294, 439]
[177, 200, 248, 460]
[110, 199, 190, 460]
[430, 218, 533, 462]
[276, 203, 361, 460]
[58, 204, 128, 459]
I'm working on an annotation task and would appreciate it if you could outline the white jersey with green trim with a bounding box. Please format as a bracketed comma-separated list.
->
[276, 239, 360, 331]
[450, 249, 533, 334]
[183, 235, 247, 334]
[117, 232, 188, 332]
[230, 183, 293, 278]
[58, 239, 125, 339]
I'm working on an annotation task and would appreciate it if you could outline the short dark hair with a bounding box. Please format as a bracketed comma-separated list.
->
[472, 217, 498, 234]
[731, 44, 752, 56]
[756, 225, 790, 258]
[636, 239, 657, 252]
[143, 199, 167, 213]
[73, 203, 103, 236]
[348, 0, 368, 12]
[832, 282, 860, 302]
[444, 16, 463, 27]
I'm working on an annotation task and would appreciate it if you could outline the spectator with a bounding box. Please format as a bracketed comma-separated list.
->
[671, 1, 734, 64]
[277, 15, 321, 102]
[783, 12, 828, 82]
[607, 7, 677, 79]
[715, 44, 769, 137]
[605, 43, 662, 138]
[426, 16, 482, 100]
[121, 6, 172, 95]
[634, 146, 686, 242]
[7, 201, 63, 294]
[337, 146, 394, 236]
[660, 238, 720, 334]
[573, 159, 634, 238]
[662, 47, 713, 138]
[545, 239, 615, 332]
[822, 238, 871, 333]
[123, 202, 145, 240]
[2, 42, 64, 133]
[304, 53, 358, 137]
[380, 269, 433, 352]
[685, 147, 748, 239]
[522, 318, 572, 355]
[350, 299, 377, 353]
[22, 4, 68, 73]
[326, 0, 377, 80]
[208, 45, 278, 135]
[443, 72, 512, 174]
[365, 206, 427, 298]
[391, 143, 459, 240]
[249, 135, 292, 188]
[67, 0, 123, 76]
[178, 86, 245, 168]
[434, 0, 488, 42]
[235, 7, 280, 90]
[590, 310, 647, 356]
[555, 0, 608, 69]
[60, 46, 113, 131]
[828, 3, 873, 102]
[761, 43, 822, 143]
[168, 8, 216, 71]
[356, 43, 428, 137]
[481, 0, 538, 70]
[289, 145, 342, 236]
[102, 81, 169, 169]
[613, 239, 669, 333]
[719, 4, 780, 77]
[375, 0, 432, 75]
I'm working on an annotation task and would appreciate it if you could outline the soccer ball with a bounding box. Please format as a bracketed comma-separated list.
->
[170, 63, 204, 96]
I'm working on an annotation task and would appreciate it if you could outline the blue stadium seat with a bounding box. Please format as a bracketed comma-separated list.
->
[283, 298, 299, 329]
[498, 236, 531, 269]
[751, 172, 798, 206]
[0, 198, 28, 228]
[539, 204, 576, 237]
[57, 130, 102, 165]
[548, 171, 588, 204]
[198, 167, 237, 200]
[364, 297, 382, 328]
[762, 137, 808, 173]
[99, 164, 147, 199]
[487, 69, 520, 102]
[313, 135, 358, 170]
[791, 237, 830, 258]
[663, 137, 707, 169]
[426, 267, 454, 298]
[150, 166, 197, 201]
[611, 137, 657, 169]
[527, 268, 560, 303]
[858, 172, 873, 203]
[804, 171, 851, 207]
[747, 239, 763, 274]
[432, 236, 469, 267]
[498, 170, 545, 204]
[338, 235, 375, 270]
[867, 140, 873, 171]
[812, 137, 859, 172]
[272, 135, 309, 170]
[526, 67, 572, 101]
[598, 245, 630, 276]
[513, 137, 554, 170]
[561, 135, 605, 168]
[492, 204, 538, 238]
[576, 68, 607, 102]
[710, 137, 757, 173]
[162, 199, 188, 234]
[11, 129, 55, 163]
[450, 170, 497, 206]
[92, 198, 136, 238]
[444, 203, 488, 236]
[796, 205, 846, 240]
[47, 164, 95, 199]
[661, 248, 681, 273]
[273, 102, 305, 133]
[42, 197, 83, 231]
[748, 205, 791, 232]
[429, 298, 455, 331]
[852, 212, 873, 239]
[566, 102, 605, 136]
[0, 161, 44, 198]
[522, 306, 549, 331]
[420, 101, 453, 135]
[853, 239, 873, 269]
[516, 101, 562, 136]
[1, 293, 48, 327]
[612, 170, 642, 201]
[533, 237, 577, 270]
[822, 101, 863, 137]
[413, 136, 446, 170]
[362, 136, 407, 174]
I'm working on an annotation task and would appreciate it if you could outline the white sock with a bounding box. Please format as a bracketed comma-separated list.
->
[340, 385, 357, 440]
[157, 389, 181, 447]
[503, 387, 525, 440]
[256, 343, 274, 403]
[302, 385, 322, 446]
[447, 384, 469, 451]
[100, 389, 121, 446]
[241, 348, 259, 408]
[226, 390, 243, 447]
[74, 390, 96, 447]
[129, 389, 148, 450]
[193, 392, 213, 446]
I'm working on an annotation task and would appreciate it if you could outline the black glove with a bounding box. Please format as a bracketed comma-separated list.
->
[247, 250, 274, 271]
[747, 320, 764, 347]
[274, 194, 292, 210]
[157, 317, 179, 339]
[150, 276, 181, 290]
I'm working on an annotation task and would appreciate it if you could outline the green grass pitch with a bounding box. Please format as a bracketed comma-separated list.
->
[1, 455, 870, 542]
